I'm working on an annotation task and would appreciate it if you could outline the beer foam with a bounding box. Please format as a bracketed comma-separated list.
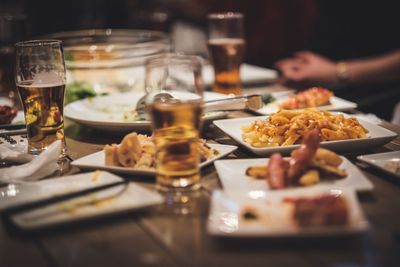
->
[207, 38, 245, 45]
[29, 72, 65, 87]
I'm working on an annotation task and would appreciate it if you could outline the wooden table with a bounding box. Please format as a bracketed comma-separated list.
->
[2, 86, 400, 267]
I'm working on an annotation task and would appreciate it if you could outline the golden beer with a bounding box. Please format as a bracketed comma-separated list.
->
[208, 38, 245, 95]
[17, 81, 66, 155]
[150, 100, 202, 191]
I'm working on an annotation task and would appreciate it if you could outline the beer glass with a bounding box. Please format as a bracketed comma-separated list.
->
[207, 12, 245, 95]
[15, 40, 67, 155]
[145, 53, 204, 192]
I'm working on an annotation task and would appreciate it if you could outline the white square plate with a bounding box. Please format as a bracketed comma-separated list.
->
[357, 151, 400, 178]
[207, 187, 368, 237]
[72, 143, 237, 176]
[0, 171, 123, 212]
[257, 95, 357, 115]
[11, 182, 163, 230]
[214, 157, 373, 192]
[213, 115, 397, 156]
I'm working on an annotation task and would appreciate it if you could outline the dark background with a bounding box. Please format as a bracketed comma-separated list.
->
[1, 0, 400, 119]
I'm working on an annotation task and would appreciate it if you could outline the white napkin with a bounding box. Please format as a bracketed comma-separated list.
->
[0, 140, 61, 183]
[0, 143, 34, 163]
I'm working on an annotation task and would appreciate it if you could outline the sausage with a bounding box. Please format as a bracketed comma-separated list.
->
[288, 129, 320, 182]
[267, 153, 287, 189]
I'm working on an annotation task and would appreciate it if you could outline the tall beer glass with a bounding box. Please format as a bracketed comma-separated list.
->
[207, 12, 245, 95]
[145, 54, 204, 192]
[15, 40, 66, 155]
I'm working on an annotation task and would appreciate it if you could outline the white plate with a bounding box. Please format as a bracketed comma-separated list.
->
[0, 171, 123, 212]
[213, 115, 397, 156]
[64, 91, 229, 131]
[72, 143, 238, 175]
[214, 157, 373, 192]
[203, 64, 278, 86]
[257, 96, 357, 115]
[207, 187, 368, 237]
[11, 182, 163, 230]
[357, 151, 400, 178]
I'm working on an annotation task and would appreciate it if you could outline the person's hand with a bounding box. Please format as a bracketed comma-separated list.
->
[275, 51, 338, 86]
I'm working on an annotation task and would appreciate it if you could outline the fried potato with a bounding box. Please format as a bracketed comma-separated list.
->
[311, 161, 347, 178]
[282, 134, 300, 146]
[313, 148, 342, 167]
[298, 169, 320, 186]
[246, 165, 268, 179]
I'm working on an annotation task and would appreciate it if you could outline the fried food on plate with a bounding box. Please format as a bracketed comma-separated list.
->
[104, 133, 219, 169]
[245, 129, 347, 189]
[242, 108, 368, 147]
[279, 87, 333, 109]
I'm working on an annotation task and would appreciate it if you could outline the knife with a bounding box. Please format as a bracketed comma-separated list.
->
[0, 123, 26, 130]
[0, 128, 27, 136]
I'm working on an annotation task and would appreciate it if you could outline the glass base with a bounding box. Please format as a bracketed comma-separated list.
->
[156, 172, 201, 193]
[156, 182, 201, 193]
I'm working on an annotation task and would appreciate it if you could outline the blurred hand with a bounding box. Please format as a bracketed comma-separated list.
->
[275, 51, 338, 86]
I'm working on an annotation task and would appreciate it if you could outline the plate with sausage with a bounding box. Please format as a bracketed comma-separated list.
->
[214, 130, 373, 192]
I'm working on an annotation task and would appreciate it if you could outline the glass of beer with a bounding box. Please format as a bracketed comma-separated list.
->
[15, 40, 67, 156]
[145, 53, 204, 192]
[207, 12, 246, 95]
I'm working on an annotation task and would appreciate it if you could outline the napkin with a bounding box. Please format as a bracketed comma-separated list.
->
[0, 140, 61, 183]
[0, 143, 34, 163]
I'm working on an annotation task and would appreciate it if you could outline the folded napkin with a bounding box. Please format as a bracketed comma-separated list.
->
[0, 140, 61, 183]
[0, 143, 34, 163]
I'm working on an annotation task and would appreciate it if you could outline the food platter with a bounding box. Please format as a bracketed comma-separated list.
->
[257, 96, 357, 115]
[214, 157, 373, 192]
[207, 187, 368, 237]
[213, 115, 397, 156]
[64, 91, 229, 132]
[72, 143, 237, 175]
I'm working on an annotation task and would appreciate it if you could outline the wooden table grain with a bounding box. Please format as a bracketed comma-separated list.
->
[2, 86, 400, 267]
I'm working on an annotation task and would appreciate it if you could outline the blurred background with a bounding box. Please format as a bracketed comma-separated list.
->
[1, 0, 399, 119]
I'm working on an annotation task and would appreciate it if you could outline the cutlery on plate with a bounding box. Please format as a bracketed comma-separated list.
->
[0, 128, 27, 136]
[135, 93, 263, 119]
[203, 94, 263, 112]
[0, 123, 26, 130]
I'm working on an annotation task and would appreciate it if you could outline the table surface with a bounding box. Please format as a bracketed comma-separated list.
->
[2, 85, 400, 267]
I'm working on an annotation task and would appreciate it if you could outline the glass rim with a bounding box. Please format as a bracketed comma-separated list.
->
[15, 39, 62, 48]
[208, 12, 244, 20]
[145, 52, 202, 67]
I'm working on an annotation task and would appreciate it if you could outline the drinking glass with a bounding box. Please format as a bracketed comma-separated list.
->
[207, 12, 246, 95]
[145, 53, 204, 192]
[15, 40, 67, 156]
